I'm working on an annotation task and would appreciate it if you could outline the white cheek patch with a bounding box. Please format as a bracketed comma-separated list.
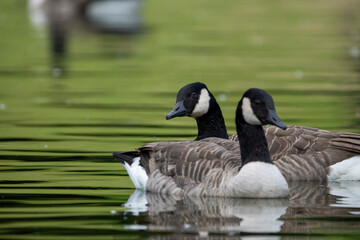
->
[242, 97, 262, 125]
[191, 88, 210, 118]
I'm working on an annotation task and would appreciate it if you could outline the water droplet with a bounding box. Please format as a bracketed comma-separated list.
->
[0, 103, 6, 110]
[199, 231, 209, 237]
[349, 46, 360, 59]
[110, 210, 117, 214]
[44, 145, 48, 148]
[251, 36, 264, 46]
[184, 223, 191, 229]
[218, 93, 227, 102]
[294, 70, 303, 79]
[52, 68, 63, 78]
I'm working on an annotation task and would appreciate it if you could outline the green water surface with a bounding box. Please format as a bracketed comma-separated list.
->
[1, 0, 360, 239]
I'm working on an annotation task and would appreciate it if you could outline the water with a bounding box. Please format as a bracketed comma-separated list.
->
[1, 0, 360, 239]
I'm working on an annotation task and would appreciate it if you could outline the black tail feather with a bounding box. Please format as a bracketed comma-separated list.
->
[113, 151, 139, 165]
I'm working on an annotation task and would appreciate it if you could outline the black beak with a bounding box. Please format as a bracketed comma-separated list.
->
[265, 109, 287, 130]
[166, 101, 188, 120]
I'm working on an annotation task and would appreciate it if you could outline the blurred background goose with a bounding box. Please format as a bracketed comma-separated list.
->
[165, 82, 360, 181]
[114, 88, 290, 198]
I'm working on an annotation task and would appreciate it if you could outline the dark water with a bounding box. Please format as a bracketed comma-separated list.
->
[1, 0, 360, 239]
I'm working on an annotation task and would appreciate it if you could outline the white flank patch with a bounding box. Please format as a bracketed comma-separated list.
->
[123, 157, 148, 190]
[328, 155, 360, 181]
[191, 88, 210, 118]
[242, 97, 262, 125]
[231, 162, 289, 198]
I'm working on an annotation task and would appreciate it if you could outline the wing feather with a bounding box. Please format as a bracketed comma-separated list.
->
[138, 140, 241, 193]
[230, 125, 360, 162]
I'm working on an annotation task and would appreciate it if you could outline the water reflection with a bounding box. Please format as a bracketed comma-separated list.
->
[27, 0, 144, 76]
[121, 190, 288, 235]
[119, 182, 360, 237]
[329, 182, 360, 210]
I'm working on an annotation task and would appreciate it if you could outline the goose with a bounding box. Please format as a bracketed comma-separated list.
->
[166, 82, 229, 140]
[165, 82, 360, 181]
[114, 88, 289, 198]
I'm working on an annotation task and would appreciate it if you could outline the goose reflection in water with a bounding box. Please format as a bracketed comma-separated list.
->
[123, 190, 288, 235]
[117, 182, 360, 237]
[329, 182, 360, 212]
[28, 0, 144, 77]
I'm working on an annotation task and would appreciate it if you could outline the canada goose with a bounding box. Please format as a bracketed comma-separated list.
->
[166, 82, 360, 181]
[114, 88, 290, 198]
[166, 82, 228, 140]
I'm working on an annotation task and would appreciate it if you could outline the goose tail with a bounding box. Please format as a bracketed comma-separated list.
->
[113, 151, 148, 190]
[329, 155, 360, 181]
[328, 132, 360, 181]
[113, 151, 139, 165]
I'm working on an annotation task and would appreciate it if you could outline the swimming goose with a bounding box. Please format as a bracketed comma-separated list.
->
[114, 88, 289, 198]
[165, 82, 360, 181]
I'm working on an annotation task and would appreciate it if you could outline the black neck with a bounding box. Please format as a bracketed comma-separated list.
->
[237, 122, 272, 166]
[195, 105, 228, 140]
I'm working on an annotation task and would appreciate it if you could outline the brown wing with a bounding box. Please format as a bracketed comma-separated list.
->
[229, 125, 360, 162]
[137, 140, 240, 192]
[137, 141, 192, 175]
[198, 137, 240, 153]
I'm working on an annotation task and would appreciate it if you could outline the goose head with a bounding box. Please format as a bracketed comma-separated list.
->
[166, 82, 215, 120]
[237, 88, 287, 130]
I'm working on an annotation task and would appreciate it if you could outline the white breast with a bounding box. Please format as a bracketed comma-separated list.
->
[228, 162, 289, 198]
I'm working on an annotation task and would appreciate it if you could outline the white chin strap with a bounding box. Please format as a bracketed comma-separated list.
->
[242, 97, 262, 125]
[191, 88, 210, 118]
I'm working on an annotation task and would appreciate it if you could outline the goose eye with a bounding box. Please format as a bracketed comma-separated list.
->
[254, 99, 261, 105]
[191, 92, 197, 97]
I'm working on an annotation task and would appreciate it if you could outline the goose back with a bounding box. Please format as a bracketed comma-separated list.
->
[231, 125, 360, 161]
[210, 125, 360, 181]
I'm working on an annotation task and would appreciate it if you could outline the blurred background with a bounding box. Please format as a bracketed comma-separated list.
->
[1, 0, 360, 152]
[1, 0, 360, 239]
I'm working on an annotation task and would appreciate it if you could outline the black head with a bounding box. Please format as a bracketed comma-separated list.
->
[236, 88, 287, 130]
[166, 82, 213, 120]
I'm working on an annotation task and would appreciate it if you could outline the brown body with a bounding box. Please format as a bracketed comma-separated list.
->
[137, 125, 360, 195]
